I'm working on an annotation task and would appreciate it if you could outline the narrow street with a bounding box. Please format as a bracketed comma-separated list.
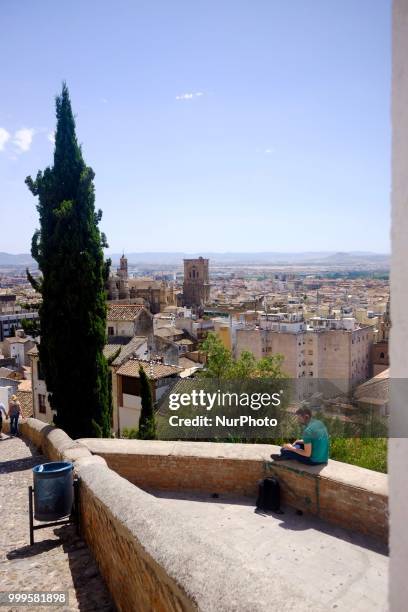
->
[0, 434, 114, 612]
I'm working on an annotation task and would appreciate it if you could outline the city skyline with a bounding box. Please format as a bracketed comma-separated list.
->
[1, 0, 391, 253]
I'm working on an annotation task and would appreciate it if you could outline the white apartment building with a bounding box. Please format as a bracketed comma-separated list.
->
[235, 315, 373, 389]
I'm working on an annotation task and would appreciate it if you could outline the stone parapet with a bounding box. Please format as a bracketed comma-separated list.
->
[18, 418, 388, 612]
[79, 438, 388, 542]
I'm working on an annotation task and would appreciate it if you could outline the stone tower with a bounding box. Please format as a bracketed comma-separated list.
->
[118, 254, 128, 280]
[379, 297, 391, 342]
[183, 257, 210, 308]
[117, 254, 130, 300]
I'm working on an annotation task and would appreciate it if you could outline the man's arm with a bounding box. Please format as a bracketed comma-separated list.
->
[283, 442, 312, 457]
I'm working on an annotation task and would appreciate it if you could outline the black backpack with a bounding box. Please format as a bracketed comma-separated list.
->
[256, 477, 281, 512]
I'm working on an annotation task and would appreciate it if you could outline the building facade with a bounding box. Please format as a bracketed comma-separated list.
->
[0, 311, 39, 341]
[235, 317, 373, 389]
[107, 304, 153, 339]
[29, 345, 53, 424]
[182, 257, 210, 309]
[372, 298, 390, 375]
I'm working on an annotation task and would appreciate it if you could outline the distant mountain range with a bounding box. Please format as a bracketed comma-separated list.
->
[0, 251, 389, 267]
[108, 251, 390, 266]
[0, 252, 36, 266]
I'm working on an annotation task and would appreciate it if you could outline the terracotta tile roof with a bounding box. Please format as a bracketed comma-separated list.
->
[103, 344, 123, 361]
[6, 337, 32, 344]
[27, 345, 39, 356]
[155, 327, 184, 338]
[178, 356, 204, 369]
[107, 304, 147, 321]
[112, 337, 147, 366]
[116, 359, 182, 380]
[16, 389, 33, 418]
[18, 379, 32, 392]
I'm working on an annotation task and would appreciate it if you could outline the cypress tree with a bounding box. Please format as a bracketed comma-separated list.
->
[26, 83, 111, 438]
[137, 366, 157, 440]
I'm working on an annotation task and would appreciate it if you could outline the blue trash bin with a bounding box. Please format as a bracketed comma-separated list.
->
[32, 462, 74, 521]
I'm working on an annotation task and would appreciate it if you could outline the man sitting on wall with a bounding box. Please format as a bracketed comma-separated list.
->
[271, 406, 329, 465]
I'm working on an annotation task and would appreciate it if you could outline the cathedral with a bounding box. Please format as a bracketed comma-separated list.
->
[107, 255, 177, 314]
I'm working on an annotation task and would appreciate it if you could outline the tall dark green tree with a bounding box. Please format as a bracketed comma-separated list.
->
[26, 83, 111, 438]
[137, 366, 157, 440]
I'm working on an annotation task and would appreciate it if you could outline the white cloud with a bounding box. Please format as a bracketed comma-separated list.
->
[48, 131, 55, 144]
[0, 127, 11, 151]
[13, 128, 35, 152]
[176, 91, 205, 100]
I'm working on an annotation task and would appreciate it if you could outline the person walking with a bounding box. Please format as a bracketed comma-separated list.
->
[8, 395, 22, 436]
[0, 401, 8, 439]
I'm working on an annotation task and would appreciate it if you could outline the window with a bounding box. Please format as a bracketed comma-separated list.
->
[380, 352, 385, 359]
[37, 361, 44, 380]
[38, 394, 46, 414]
[108, 326, 114, 336]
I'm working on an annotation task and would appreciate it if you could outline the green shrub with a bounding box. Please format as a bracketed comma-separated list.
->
[330, 437, 387, 473]
[121, 427, 139, 439]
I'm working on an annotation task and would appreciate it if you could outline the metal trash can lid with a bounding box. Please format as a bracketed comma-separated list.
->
[33, 461, 73, 474]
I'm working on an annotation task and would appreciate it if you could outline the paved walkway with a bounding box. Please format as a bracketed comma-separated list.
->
[0, 434, 114, 612]
[150, 489, 389, 612]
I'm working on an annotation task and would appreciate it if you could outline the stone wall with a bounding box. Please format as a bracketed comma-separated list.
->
[78, 466, 197, 612]
[18, 417, 389, 612]
[20, 418, 322, 611]
[16, 421, 390, 542]
[19, 419, 198, 611]
[79, 438, 388, 542]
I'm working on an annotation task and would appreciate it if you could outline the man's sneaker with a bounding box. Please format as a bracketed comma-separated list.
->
[271, 453, 285, 461]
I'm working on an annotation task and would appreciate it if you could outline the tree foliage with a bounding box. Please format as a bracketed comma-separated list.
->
[26, 83, 111, 438]
[137, 366, 157, 440]
[20, 318, 41, 338]
[199, 332, 287, 380]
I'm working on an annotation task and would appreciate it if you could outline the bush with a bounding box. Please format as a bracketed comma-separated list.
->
[121, 427, 139, 439]
[330, 438, 387, 473]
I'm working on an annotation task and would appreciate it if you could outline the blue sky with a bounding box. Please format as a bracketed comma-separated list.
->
[0, 0, 391, 254]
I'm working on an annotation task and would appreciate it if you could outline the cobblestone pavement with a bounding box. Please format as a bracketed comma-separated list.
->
[0, 434, 115, 612]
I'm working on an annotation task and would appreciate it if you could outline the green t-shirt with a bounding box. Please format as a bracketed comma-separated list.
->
[302, 419, 329, 463]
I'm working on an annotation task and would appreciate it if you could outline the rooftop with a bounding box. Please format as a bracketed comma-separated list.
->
[5, 336, 33, 344]
[103, 343, 123, 361]
[107, 304, 145, 321]
[15, 388, 33, 418]
[116, 358, 182, 380]
[154, 327, 184, 338]
[107, 336, 146, 366]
